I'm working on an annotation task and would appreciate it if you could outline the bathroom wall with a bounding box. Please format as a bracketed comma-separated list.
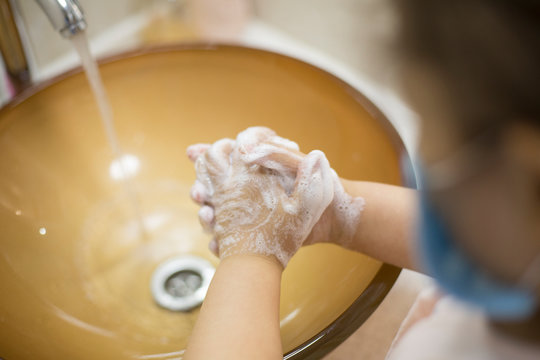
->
[8, 0, 401, 81]
[1, 0, 403, 104]
[253, 0, 400, 83]
[14, 0, 142, 75]
[14, 0, 399, 81]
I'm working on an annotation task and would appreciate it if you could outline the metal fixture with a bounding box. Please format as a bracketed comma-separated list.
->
[0, 0, 86, 94]
[35, 0, 86, 38]
[151, 255, 215, 312]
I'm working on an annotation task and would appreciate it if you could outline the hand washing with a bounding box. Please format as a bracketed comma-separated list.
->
[187, 126, 365, 267]
[183, 1, 540, 358]
[1, 0, 538, 357]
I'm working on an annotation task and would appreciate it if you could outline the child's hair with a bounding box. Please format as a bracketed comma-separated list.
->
[397, 0, 540, 135]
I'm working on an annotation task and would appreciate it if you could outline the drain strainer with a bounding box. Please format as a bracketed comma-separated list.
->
[151, 255, 215, 311]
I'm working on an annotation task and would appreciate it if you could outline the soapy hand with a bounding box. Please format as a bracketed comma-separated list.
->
[187, 128, 334, 267]
[236, 128, 366, 247]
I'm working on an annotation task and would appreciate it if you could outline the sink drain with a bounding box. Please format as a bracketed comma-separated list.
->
[151, 256, 215, 311]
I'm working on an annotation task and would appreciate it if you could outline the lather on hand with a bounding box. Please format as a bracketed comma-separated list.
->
[187, 127, 335, 268]
[235, 128, 366, 248]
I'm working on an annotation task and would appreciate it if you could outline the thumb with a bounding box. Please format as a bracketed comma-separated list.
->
[241, 142, 305, 176]
[292, 150, 334, 229]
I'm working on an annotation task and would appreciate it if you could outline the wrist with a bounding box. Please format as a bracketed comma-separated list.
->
[330, 178, 365, 247]
[220, 252, 285, 273]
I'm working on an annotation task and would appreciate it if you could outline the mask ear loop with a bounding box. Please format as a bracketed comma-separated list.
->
[518, 252, 540, 291]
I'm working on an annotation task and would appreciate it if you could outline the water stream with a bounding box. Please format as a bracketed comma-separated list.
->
[71, 31, 147, 238]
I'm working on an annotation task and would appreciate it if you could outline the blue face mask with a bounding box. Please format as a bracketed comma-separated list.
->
[419, 192, 539, 320]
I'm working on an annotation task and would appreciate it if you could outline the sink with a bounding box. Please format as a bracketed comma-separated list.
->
[0, 45, 413, 359]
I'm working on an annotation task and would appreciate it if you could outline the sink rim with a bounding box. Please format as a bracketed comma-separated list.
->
[0, 43, 416, 359]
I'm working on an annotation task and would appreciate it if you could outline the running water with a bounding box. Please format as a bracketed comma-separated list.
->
[70, 31, 147, 237]
[70, 32, 121, 157]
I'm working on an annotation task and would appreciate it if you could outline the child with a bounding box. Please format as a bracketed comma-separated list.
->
[184, 1, 540, 359]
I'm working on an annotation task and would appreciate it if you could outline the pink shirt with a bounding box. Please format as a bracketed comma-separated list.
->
[386, 288, 540, 360]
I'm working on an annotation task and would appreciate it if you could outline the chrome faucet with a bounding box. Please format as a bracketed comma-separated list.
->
[0, 0, 86, 95]
[35, 0, 86, 37]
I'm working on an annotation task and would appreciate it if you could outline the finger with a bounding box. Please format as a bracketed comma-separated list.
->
[241, 142, 305, 175]
[198, 205, 215, 233]
[267, 135, 300, 152]
[195, 156, 214, 196]
[235, 127, 276, 154]
[194, 139, 234, 194]
[204, 138, 235, 175]
[292, 150, 334, 228]
[208, 238, 219, 257]
[190, 180, 209, 205]
[187, 143, 211, 162]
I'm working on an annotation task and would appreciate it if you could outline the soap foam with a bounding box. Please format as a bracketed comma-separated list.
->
[199, 146, 334, 266]
[267, 135, 300, 151]
[331, 175, 365, 245]
[240, 142, 303, 175]
[193, 128, 364, 266]
[198, 205, 215, 232]
[190, 180, 208, 204]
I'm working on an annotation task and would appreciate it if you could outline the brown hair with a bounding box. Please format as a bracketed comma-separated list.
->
[397, 0, 540, 134]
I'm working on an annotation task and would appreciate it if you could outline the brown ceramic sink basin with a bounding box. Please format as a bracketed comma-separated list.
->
[0, 45, 413, 359]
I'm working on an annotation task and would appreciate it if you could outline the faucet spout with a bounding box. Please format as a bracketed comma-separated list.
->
[0, 0, 87, 100]
[35, 0, 86, 38]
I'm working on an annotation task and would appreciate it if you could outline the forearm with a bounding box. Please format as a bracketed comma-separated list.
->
[341, 180, 420, 272]
[184, 255, 283, 360]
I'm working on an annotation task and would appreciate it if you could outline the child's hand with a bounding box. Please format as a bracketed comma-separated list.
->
[187, 127, 334, 268]
[236, 128, 366, 247]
